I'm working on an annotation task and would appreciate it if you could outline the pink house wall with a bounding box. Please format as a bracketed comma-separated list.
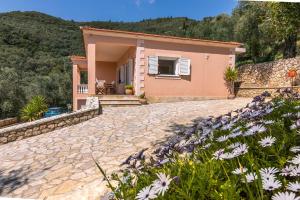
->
[143, 40, 232, 100]
[96, 61, 117, 83]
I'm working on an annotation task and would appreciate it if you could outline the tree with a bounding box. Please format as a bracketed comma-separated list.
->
[268, 3, 300, 58]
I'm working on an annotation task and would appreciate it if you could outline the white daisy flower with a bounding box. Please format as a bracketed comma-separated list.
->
[250, 124, 266, 133]
[289, 154, 300, 165]
[203, 143, 211, 149]
[287, 181, 300, 192]
[212, 123, 222, 129]
[272, 191, 300, 200]
[258, 136, 276, 147]
[212, 149, 225, 160]
[246, 122, 255, 128]
[290, 124, 297, 130]
[220, 152, 237, 160]
[216, 135, 229, 142]
[136, 185, 157, 200]
[263, 120, 275, 125]
[290, 146, 300, 153]
[250, 111, 262, 118]
[281, 165, 296, 176]
[265, 108, 274, 114]
[262, 177, 282, 191]
[228, 131, 243, 138]
[295, 105, 300, 109]
[291, 165, 300, 177]
[232, 166, 248, 175]
[221, 123, 234, 130]
[228, 142, 242, 149]
[260, 167, 279, 176]
[232, 126, 241, 132]
[242, 172, 257, 183]
[233, 144, 249, 156]
[283, 113, 293, 117]
[152, 173, 172, 196]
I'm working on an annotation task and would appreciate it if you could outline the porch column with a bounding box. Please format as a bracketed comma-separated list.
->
[134, 39, 145, 96]
[72, 64, 80, 111]
[88, 43, 96, 95]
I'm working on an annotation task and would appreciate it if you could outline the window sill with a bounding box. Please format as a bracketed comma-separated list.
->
[155, 75, 181, 80]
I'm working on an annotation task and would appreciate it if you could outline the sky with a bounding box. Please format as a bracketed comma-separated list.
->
[0, 0, 238, 22]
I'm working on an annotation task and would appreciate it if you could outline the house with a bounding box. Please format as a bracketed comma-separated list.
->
[71, 27, 244, 111]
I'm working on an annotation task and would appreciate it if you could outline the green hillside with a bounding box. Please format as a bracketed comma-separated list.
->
[0, 2, 299, 118]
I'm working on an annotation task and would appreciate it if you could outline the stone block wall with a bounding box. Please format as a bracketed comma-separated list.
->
[236, 57, 300, 97]
[0, 117, 18, 128]
[0, 108, 100, 145]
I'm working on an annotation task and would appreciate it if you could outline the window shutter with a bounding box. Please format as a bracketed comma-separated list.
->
[148, 56, 158, 75]
[179, 58, 191, 75]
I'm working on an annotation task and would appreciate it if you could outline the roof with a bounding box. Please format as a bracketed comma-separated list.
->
[80, 26, 242, 48]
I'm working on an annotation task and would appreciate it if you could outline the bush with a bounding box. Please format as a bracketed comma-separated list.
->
[21, 95, 48, 121]
[125, 85, 133, 90]
[99, 89, 300, 200]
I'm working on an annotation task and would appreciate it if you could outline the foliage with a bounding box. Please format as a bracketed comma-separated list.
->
[139, 92, 146, 99]
[224, 67, 238, 83]
[100, 90, 300, 199]
[0, 3, 299, 118]
[125, 85, 133, 90]
[224, 67, 238, 95]
[21, 95, 48, 121]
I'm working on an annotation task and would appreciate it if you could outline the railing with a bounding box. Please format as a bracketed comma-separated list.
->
[77, 84, 88, 94]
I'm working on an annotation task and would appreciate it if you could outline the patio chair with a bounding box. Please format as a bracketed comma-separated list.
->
[96, 79, 106, 95]
[105, 81, 116, 94]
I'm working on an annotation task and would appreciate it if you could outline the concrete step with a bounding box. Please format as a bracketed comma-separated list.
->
[99, 100, 141, 105]
[98, 95, 139, 100]
[98, 95, 141, 107]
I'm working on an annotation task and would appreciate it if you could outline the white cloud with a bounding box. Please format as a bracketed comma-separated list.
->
[135, 0, 156, 6]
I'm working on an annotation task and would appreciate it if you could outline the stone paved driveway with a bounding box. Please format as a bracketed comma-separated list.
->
[0, 99, 251, 199]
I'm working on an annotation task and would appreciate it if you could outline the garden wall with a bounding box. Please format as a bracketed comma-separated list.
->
[0, 108, 100, 145]
[236, 56, 300, 97]
[0, 117, 18, 128]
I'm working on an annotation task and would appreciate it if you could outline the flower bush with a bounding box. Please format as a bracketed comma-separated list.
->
[99, 88, 300, 200]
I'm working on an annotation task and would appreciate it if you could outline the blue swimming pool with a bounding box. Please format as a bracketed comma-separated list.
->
[44, 107, 64, 118]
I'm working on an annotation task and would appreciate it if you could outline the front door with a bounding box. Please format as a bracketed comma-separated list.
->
[117, 59, 134, 94]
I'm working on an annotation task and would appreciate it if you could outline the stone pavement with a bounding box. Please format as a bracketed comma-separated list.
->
[0, 99, 251, 199]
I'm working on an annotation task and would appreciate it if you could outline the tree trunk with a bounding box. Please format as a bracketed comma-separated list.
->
[283, 33, 297, 59]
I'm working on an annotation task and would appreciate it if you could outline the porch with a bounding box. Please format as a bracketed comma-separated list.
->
[71, 39, 142, 110]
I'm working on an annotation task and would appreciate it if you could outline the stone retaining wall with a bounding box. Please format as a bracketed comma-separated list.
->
[0, 108, 100, 145]
[0, 117, 18, 128]
[236, 86, 300, 97]
[236, 57, 300, 97]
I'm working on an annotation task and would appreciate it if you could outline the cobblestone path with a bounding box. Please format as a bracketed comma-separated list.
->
[0, 99, 251, 199]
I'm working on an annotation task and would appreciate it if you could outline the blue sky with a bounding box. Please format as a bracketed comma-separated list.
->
[0, 0, 238, 22]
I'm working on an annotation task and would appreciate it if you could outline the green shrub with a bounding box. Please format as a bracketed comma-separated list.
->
[224, 67, 238, 95]
[125, 85, 133, 90]
[21, 96, 48, 121]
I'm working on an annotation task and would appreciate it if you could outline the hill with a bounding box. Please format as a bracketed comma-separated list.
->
[0, 2, 299, 118]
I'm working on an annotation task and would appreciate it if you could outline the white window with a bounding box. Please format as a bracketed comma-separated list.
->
[158, 57, 178, 75]
[148, 56, 191, 76]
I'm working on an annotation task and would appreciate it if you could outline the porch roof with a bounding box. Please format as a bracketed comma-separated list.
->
[80, 26, 243, 49]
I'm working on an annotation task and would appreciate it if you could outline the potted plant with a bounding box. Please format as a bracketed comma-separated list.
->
[288, 68, 297, 87]
[125, 85, 134, 95]
[224, 66, 238, 99]
[139, 93, 147, 104]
